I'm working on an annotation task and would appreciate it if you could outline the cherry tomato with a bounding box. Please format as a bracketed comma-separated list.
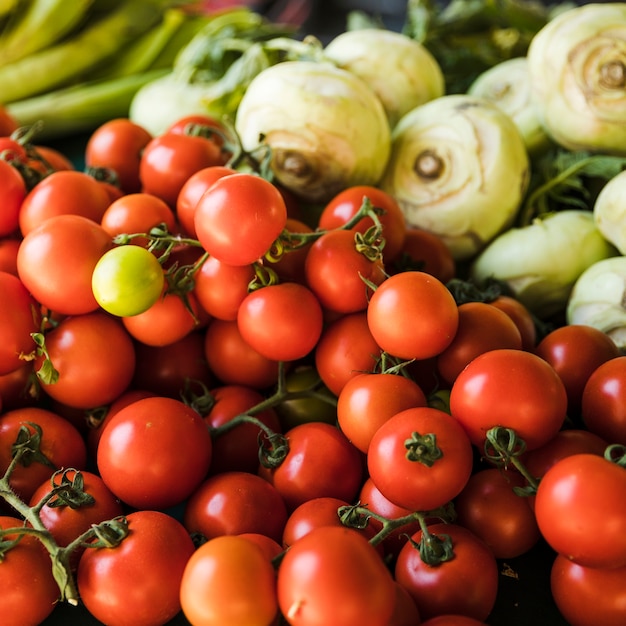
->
[277, 525, 396, 626]
[0, 406, 87, 502]
[258, 421, 363, 512]
[534, 324, 621, 417]
[0, 158, 27, 237]
[17, 214, 114, 316]
[180, 534, 278, 626]
[0, 271, 40, 375]
[449, 348, 568, 451]
[367, 406, 474, 512]
[489, 294, 537, 352]
[367, 271, 459, 360]
[0, 236, 20, 275]
[78, 510, 195, 626]
[337, 372, 427, 453]
[18, 170, 112, 237]
[266, 217, 314, 285]
[581, 355, 626, 445]
[139, 131, 224, 207]
[454, 467, 540, 558]
[237, 282, 324, 362]
[551, 553, 626, 626]
[0, 361, 36, 411]
[0, 515, 59, 626]
[318, 185, 407, 262]
[314, 311, 382, 397]
[183, 470, 288, 544]
[0, 105, 18, 134]
[304, 228, 387, 314]
[35, 311, 136, 410]
[96, 396, 213, 510]
[85, 118, 153, 193]
[534, 453, 626, 569]
[194, 172, 288, 266]
[31, 145, 75, 173]
[389, 580, 422, 626]
[394, 523, 499, 622]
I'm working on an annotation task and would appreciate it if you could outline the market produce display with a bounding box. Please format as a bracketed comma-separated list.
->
[0, 1, 626, 625]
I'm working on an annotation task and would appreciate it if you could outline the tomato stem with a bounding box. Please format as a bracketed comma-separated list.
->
[404, 431, 443, 466]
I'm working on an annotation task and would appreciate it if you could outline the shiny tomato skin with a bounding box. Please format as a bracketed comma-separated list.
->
[534, 453, 626, 569]
[367, 406, 474, 512]
[194, 172, 288, 266]
[78, 510, 195, 626]
[35, 312, 136, 409]
[581, 355, 626, 445]
[237, 282, 324, 362]
[551, 553, 626, 626]
[183, 470, 288, 544]
[394, 523, 499, 622]
[17, 214, 114, 315]
[0, 515, 59, 626]
[277, 525, 396, 626]
[96, 396, 213, 510]
[534, 324, 621, 417]
[0, 237, 20, 275]
[0, 407, 87, 502]
[337, 372, 427, 453]
[449, 348, 568, 451]
[489, 295, 537, 352]
[367, 271, 459, 360]
[0, 271, 40, 375]
[0, 159, 27, 237]
[180, 534, 278, 626]
[453, 468, 540, 558]
[258, 421, 363, 512]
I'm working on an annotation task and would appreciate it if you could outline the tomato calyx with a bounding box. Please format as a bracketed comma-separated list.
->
[404, 431, 444, 466]
[37, 469, 96, 510]
[605, 443, 626, 467]
[10, 422, 56, 471]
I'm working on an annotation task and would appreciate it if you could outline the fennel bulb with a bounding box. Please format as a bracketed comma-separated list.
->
[379, 94, 530, 261]
[566, 256, 626, 350]
[467, 57, 550, 155]
[324, 28, 445, 128]
[471, 210, 619, 319]
[593, 169, 626, 255]
[527, 3, 626, 154]
[234, 60, 391, 203]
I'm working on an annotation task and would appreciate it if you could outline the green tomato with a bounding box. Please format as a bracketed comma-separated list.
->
[92, 245, 164, 317]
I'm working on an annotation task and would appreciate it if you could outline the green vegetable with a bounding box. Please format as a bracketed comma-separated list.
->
[592, 170, 626, 255]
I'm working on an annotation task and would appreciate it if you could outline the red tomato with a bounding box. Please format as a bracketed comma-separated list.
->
[551, 553, 626, 626]
[96, 396, 212, 510]
[78, 510, 195, 626]
[318, 185, 407, 262]
[449, 348, 568, 451]
[85, 118, 153, 193]
[175, 165, 235, 238]
[194, 172, 287, 266]
[367, 271, 459, 360]
[389, 581, 422, 626]
[265, 217, 314, 285]
[203, 318, 280, 389]
[581, 355, 626, 445]
[0, 236, 20, 275]
[100, 192, 176, 246]
[367, 406, 474, 512]
[183, 470, 288, 543]
[314, 311, 382, 397]
[17, 214, 114, 315]
[0, 406, 87, 502]
[203, 384, 281, 475]
[194, 255, 255, 321]
[31, 145, 75, 173]
[180, 534, 278, 626]
[389, 226, 456, 284]
[258, 421, 363, 512]
[277, 526, 396, 626]
[0, 105, 18, 134]
[419, 616, 488, 626]
[436, 301, 522, 385]
[0, 361, 36, 410]
[0, 159, 27, 237]
[534, 324, 621, 416]
[35, 312, 136, 409]
[337, 372, 427, 453]
[0, 515, 59, 626]
[394, 523, 499, 622]
[237, 282, 324, 362]
[304, 228, 387, 314]
[18, 170, 112, 237]
[139, 131, 224, 207]
[0, 271, 40, 375]
[489, 294, 537, 352]
[534, 453, 626, 569]
[453, 468, 540, 558]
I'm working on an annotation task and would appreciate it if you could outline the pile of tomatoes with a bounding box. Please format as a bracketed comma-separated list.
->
[0, 106, 625, 626]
